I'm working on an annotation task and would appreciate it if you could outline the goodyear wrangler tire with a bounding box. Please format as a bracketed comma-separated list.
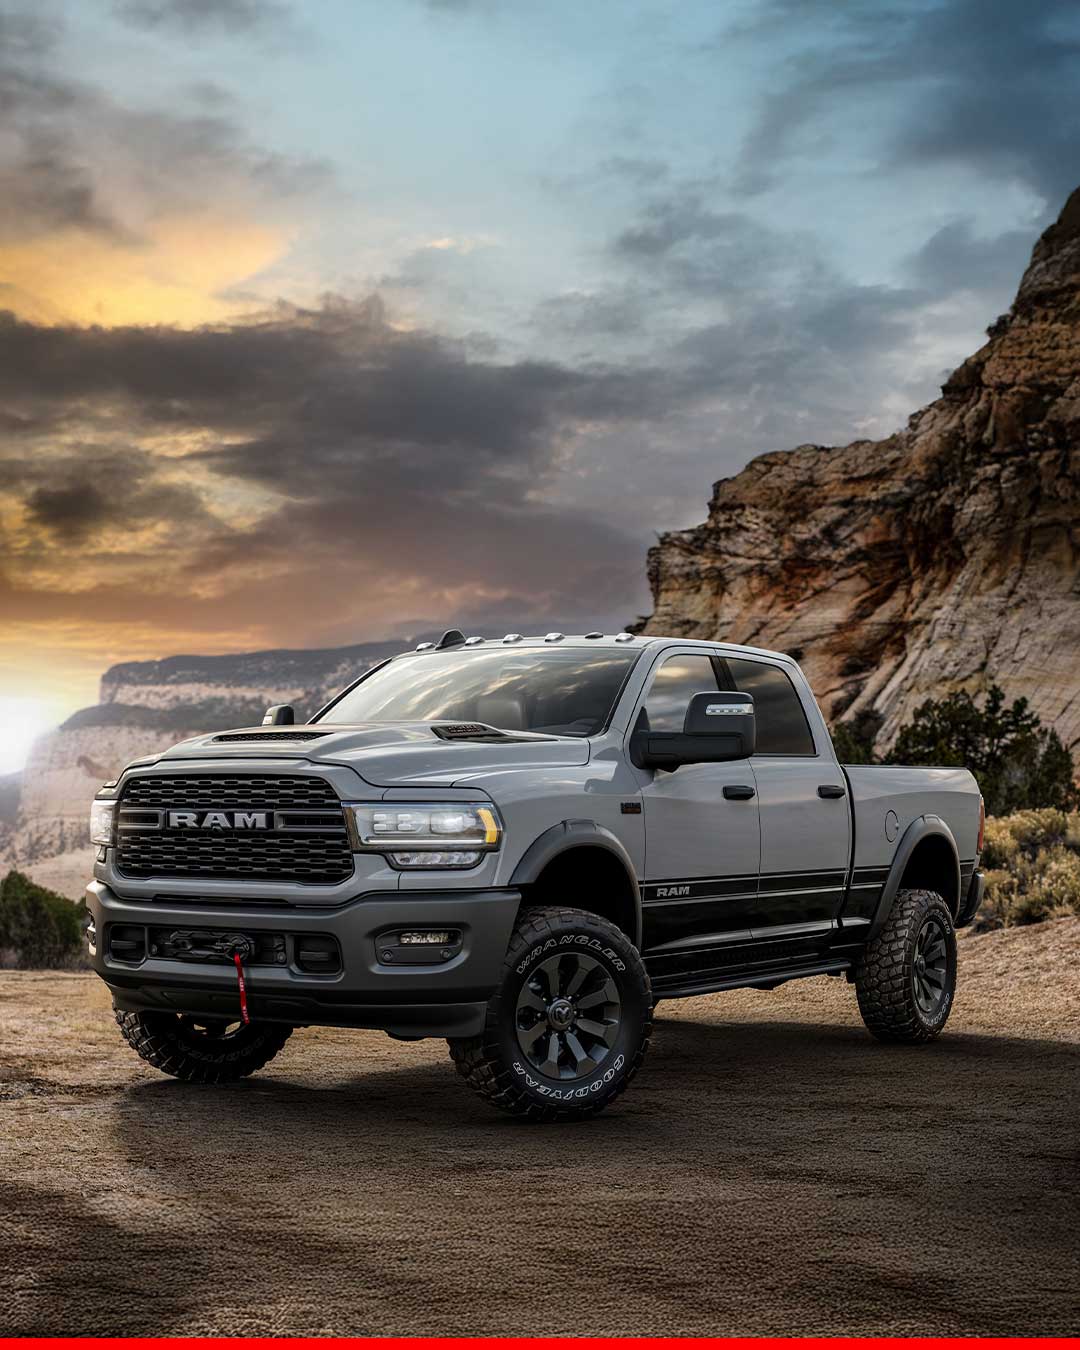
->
[115, 1009, 292, 1084]
[448, 905, 653, 1121]
[855, 888, 957, 1043]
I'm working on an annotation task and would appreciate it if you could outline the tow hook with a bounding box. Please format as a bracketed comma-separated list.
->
[227, 936, 255, 1025]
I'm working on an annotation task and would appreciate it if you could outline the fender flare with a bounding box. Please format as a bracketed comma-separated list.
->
[510, 820, 643, 949]
[867, 814, 961, 942]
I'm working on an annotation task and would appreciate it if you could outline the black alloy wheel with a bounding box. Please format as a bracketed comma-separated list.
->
[912, 915, 950, 1016]
[514, 950, 622, 1080]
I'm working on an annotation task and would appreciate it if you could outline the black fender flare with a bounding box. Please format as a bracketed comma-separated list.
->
[867, 814, 961, 942]
[509, 820, 643, 949]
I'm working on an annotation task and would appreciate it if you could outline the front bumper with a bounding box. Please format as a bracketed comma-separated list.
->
[85, 881, 521, 1038]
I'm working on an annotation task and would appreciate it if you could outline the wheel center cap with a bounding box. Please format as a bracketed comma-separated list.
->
[916, 956, 926, 972]
[547, 998, 574, 1030]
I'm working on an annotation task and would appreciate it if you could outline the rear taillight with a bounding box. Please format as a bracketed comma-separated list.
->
[977, 796, 985, 853]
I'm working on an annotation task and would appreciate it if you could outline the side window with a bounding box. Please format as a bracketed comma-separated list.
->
[643, 655, 719, 732]
[723, 657, 816, 755]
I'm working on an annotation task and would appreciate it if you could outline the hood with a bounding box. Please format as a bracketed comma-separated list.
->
[159, 721, 590, 787]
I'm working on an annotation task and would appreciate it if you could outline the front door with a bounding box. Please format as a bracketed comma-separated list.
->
[631, 652, 762, 982]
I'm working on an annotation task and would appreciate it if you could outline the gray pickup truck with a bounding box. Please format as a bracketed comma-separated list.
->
[85, 631, 984, 1120]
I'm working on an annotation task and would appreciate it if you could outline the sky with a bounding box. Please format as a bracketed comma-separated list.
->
[2, 0, 1079, 765]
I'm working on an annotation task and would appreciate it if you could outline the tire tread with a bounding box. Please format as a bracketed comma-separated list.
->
[116, 1010, 293, 1083]
[855, 888, 955, 1044]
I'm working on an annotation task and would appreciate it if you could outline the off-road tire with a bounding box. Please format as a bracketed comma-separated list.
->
[855, 888, 957, 1043]
[116, 1010, 293, 1083]
[448, 905, 653, 1122]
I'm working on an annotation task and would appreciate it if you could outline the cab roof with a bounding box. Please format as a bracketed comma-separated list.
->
[403, 631, 798, 665]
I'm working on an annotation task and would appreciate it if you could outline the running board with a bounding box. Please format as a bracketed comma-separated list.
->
[654, 958, 852, 1000]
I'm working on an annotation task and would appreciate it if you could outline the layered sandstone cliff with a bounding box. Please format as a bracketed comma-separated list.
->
[5, 638, 413, 898]
[641, 188, 1080, 754]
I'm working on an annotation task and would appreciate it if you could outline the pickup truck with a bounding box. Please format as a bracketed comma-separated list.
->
[85, 631, 985, 1121]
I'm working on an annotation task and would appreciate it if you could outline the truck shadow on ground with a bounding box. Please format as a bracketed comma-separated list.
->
[6, 1016, 1078, 1336]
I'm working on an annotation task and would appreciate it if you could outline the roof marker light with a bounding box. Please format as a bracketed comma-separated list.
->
[544, 632, 565, 643]
[502, 633, 523, 643]
[415, 641, 435, 651]
[614, 632, 635, 642]
[584, 631, 603, 639]
[465, 635, 485, 645]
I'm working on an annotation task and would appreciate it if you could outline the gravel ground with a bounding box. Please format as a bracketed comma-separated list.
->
[1, 919, 1078, 1337]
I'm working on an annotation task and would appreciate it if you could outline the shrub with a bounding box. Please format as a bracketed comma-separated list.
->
[886, 685, 1079, 817]
[0, 870, 85, 969]
[830, 709, 883, 765]
[978, 811, 1080, 928]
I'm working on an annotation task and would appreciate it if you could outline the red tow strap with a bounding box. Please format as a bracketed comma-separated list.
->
[232, 952, 251, 1025]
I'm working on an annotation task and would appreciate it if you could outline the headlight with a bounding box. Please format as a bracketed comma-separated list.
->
[89, 799, 116, 846]
[344, 802, 502, 868]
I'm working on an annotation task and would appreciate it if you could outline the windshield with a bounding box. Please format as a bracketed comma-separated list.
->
[316, 647, 640, 737]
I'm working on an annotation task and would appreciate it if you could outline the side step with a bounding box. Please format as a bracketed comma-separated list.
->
[653, 958, 852, 1000]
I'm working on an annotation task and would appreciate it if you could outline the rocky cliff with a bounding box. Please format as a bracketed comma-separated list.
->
[640, 188, 1080, 755]
[4, 638, 417, 899]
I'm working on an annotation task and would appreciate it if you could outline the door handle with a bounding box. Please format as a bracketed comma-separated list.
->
[723, 784, 756, 800]
[818, 784, 846, 799]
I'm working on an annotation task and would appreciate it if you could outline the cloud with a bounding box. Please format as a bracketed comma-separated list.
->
[113, 0, 292, 36]
[0, 7, 329, 323]
[905, 220, 1035, 296]
[0, 296, 668, 648]
[727, 0, 1080, 205]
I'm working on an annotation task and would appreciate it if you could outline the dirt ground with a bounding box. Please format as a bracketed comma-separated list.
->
[2, 919, 1078, 1337]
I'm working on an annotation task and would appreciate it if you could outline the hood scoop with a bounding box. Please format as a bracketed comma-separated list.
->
[430, 722, 515, 741]
[429, 722, 555, 743]
[212, 729, 332, 743]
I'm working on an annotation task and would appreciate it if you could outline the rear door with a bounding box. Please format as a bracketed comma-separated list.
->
[719, 656, 850, 946]
[631, 651, 761, 969]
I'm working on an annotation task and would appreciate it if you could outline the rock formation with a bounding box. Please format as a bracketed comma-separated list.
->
[640, 187, 1080, 755]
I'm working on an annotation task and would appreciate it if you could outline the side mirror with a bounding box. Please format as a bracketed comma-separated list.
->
[630, 691, 755, 770]
[262, 704, 295, 726]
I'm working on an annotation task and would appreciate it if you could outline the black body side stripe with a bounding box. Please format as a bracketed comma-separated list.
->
[642, 868, 850, 907]
[759, 870, 846, 893]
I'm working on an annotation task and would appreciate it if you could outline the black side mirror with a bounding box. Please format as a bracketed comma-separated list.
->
[631, 691, 755, 770]
[262, 704, 295, 726]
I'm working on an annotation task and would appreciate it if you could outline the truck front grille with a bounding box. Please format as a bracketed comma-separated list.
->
[116, 775, 354, 886]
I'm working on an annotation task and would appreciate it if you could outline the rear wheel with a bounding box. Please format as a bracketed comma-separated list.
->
[855, 888, 957, 1043]
[449, 905, 652, 1121]
[115, 1009, 293, 1083]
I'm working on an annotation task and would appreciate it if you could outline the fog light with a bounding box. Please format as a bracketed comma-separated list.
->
[378, 928, 463, 965]
[388, 850, 481, 868]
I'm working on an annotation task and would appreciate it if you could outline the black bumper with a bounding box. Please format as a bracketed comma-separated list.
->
[84, 881, 521, 1038]
[956, 869, 985, 928]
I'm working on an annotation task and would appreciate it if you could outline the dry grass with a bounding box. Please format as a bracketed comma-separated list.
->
[981, 809, 1080, 928]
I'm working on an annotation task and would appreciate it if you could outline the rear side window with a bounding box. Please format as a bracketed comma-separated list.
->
[722, 657, 815, 756]
[644, 655, 719, 732]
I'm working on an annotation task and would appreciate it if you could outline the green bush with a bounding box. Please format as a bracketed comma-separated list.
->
[886, 686, 1079, 817]
[830, 710, 882, 765]
[0, 870, 85, 969]
[978, 811, 1080, 929]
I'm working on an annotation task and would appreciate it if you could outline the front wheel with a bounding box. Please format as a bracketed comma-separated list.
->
[855, 888, 957, 1043]
[448, 905, 653, 1121]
